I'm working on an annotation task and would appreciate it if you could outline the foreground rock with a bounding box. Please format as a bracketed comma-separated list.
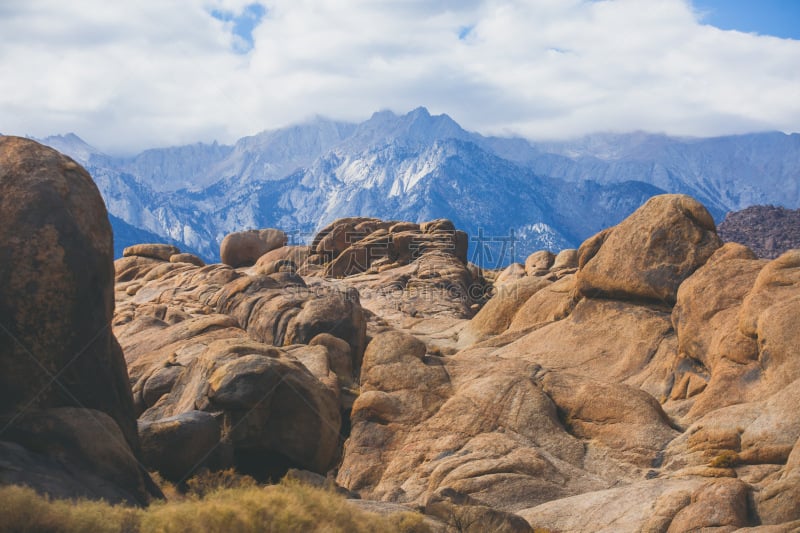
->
[0, 137, 157, 504]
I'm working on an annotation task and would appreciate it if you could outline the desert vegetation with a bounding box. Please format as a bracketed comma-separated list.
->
[0, 472, 430, 533]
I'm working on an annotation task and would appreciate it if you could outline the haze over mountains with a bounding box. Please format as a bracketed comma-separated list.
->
[36, 107, 800, 264]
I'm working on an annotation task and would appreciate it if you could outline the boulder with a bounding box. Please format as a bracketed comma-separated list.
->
[576, 194, 721, 304]
[0, 136, 140, 454]
[524, 250, 555, 276]
[494, 263, 526, 285]
[0, 408, 156, 505]
[312, 217, 383, 260]
[459, 276, 551, 345]
[124, 243, 181, 261]
[552, 249, 578, 271]
[508, 274, 578, 332]
[256, 259, 297, 275]
[498, 298, 673, 382]
[169, 253, 205, 267]
[672, 243, 765, 371]
[518, 479, 707, 532]
[255, 245, 310, 270]
[220, 229, 287, 268]
[739, 249, 800, 337]
[667, 479, 752, 531]
[420, 219, 456, 234]
[138, 410, 221, 482]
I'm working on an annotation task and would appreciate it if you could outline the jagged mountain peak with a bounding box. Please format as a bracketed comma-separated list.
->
[31, 109, 800, 263]
[343, 106, 472, 153]
[36, 132, 101, 164]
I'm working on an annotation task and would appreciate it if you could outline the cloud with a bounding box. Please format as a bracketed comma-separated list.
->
[0, 0, 798, 153]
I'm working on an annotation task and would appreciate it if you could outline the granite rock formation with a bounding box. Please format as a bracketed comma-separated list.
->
[0, 137, 157, 505]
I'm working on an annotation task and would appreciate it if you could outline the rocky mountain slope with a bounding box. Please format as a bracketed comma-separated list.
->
[32, 108, 800, 264]
[3, 139, 798, 531]
[719, 205, 800, 259]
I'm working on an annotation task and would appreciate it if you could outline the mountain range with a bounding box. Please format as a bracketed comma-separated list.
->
[32, 107, 800, 266]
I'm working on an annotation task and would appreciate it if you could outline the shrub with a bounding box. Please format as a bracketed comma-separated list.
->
[0, 479, 431, 533]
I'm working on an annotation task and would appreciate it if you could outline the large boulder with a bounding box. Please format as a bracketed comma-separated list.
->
[576, 194, 722, 304]
[0, 137, 155, 504]
[220, 229, 287, 268]
[524, 250, 555, 276]
[0, 408, 156, 505]
[0, 137, 138, 450]
[738, 249, 800, 337]
[672, 243, 764, 372]
[138, 410, 221, 482]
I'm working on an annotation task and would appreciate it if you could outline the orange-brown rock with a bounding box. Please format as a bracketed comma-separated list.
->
[220, 228, 287, 267]
[124, 243, 181, 261]
[672, 243, 765, 371]
[552, 248, 578, 271]
[254, 245, 310, 272]
[169, 252, 205, 267]
[103, 195, 800, 529]
[494, 262, 526, 285]
[576, 194, 721, 304]
[524, 250, 555, 276]
[739, 249, 800, 337]
[459, 276, 551, 345]
[508, 274, 578, 332]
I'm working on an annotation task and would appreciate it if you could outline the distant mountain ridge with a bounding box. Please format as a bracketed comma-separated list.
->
[29, 108, 800, 264]
[718, 205, 800, 259]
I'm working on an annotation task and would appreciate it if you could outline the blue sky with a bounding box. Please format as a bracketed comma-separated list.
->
[211, 3, 267, 54]
[0, 0, 798, 153]
[694, 0, 800, 39]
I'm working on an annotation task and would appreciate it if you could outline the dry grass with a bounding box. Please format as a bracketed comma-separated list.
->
[0, 473, 430, 533]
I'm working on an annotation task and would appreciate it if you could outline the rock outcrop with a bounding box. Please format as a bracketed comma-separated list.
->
[109, 197, 799, 529]
[220, 228, 287, 268]
[576, 194, 721, 304]
[332, 194, 800, 531]
[0, 137, 157, 505]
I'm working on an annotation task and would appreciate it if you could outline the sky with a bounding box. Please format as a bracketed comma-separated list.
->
[0, 0, 798, 154]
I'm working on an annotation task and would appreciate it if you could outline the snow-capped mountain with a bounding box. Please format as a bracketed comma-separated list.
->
[33, 108, 800, 265]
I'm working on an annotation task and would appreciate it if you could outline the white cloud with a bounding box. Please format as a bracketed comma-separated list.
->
[0, 0, 798, 153]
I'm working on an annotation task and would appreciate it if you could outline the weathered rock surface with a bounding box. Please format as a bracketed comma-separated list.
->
[329, 196, 799, 531]
[576, 194, 722, 304]
[0, 137, 156, 504]
[220, 228, 287, 268]
[112, 259, 363, 480]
